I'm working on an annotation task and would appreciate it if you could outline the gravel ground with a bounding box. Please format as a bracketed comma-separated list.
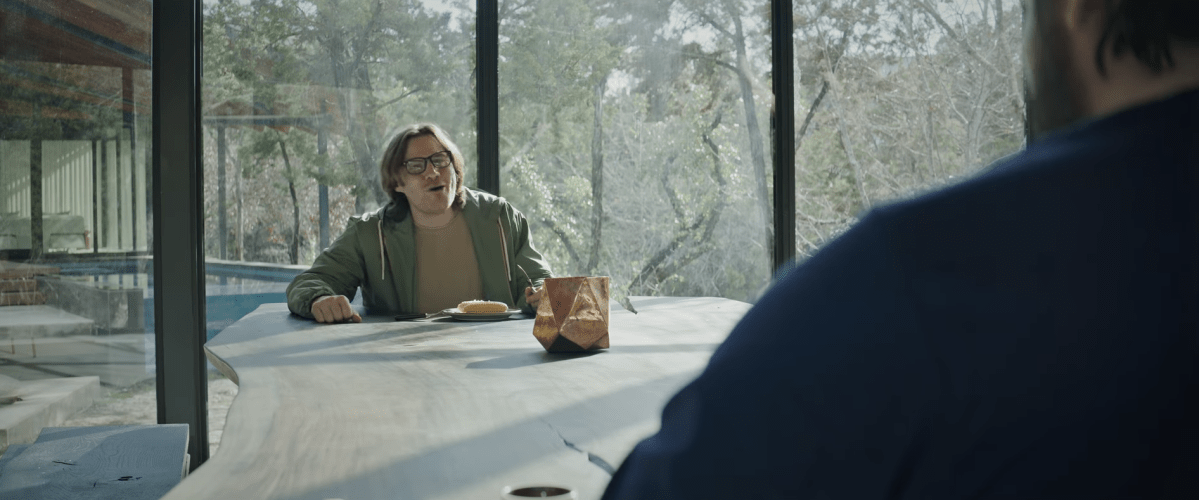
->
[61, 373, 239, 457]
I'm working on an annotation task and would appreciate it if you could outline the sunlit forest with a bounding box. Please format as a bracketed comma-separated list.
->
[200, 0, 1025, 303]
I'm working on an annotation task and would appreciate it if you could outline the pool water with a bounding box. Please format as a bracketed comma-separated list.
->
[55, 266, 295, 341]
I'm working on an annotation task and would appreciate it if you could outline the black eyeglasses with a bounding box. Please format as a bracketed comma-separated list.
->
[402, 150, 453, 175]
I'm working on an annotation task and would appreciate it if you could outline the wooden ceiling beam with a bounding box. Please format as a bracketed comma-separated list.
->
[0, 65, 137, 114]
[0, 0, 150, 70]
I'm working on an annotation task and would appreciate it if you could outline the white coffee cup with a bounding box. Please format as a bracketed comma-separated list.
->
[501, 485, 578, 499]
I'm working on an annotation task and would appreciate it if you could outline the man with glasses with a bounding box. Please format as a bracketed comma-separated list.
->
[287, 123, 553, 323]
[603, 0, 1199, 498]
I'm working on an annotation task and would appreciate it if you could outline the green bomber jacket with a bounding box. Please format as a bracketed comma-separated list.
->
[286, 188, 554, 317]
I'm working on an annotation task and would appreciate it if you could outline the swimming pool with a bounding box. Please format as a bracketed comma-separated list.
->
[50, 259, 302, 341]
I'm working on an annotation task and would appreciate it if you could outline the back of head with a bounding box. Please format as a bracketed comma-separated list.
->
[1039, 0, 1199, 75]
[1027, 0, 1199, 136]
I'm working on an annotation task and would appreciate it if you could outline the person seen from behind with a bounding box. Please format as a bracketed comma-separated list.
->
[603, 1, 1199, 498]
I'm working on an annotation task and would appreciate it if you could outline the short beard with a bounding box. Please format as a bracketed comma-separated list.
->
[1026, 3, 1089, 139]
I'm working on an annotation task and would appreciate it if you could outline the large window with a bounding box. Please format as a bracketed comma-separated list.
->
[0, 0, 156, 451]
[199, 0, 478, 451]
[791, 0, 1026, 258]
[0, 0, 1031, 464]
[202, 0, 476, 265]
[499, 0, 776, 304]
[193, 0, 1029, 338]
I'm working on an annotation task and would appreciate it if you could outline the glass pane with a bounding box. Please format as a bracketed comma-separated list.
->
[200, 0, 476, 454]
[499, 0, 775, 305]
[0, 1, 156, 445]
[792, 0, 1026, 260]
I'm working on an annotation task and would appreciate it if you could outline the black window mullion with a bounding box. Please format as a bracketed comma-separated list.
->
[771, 0, 796, 275]
[153, 0, 209, 470]
[476, 0, 500, 195]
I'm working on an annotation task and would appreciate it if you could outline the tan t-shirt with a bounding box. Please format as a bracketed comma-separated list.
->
[415, 211, 484, 313]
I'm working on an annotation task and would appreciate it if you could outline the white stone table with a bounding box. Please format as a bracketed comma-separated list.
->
[162, 296, 750, 500]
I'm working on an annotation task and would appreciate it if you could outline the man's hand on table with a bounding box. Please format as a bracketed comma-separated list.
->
[525, 286, 543, 309]
[311, 295, 362, 323]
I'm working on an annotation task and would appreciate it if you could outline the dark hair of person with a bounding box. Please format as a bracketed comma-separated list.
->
[1092, 0, 1199, 76]
[379, 123, 468, 211]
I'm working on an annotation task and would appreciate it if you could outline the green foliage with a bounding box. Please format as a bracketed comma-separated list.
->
[200, 0, 1028, 299]
[789, 0, 1026, 262]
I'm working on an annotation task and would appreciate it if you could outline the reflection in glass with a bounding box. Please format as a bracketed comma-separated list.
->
[200, 0, 476, 453]
[0, 0, 156, 451]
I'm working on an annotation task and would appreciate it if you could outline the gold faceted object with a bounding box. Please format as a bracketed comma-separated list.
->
[533, 276, 610, 352]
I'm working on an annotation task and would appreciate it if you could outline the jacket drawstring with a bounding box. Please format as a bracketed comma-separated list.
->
[498, 219, 516, 305]
[378, 219, 386, 281]
[497, 219, 511, 283]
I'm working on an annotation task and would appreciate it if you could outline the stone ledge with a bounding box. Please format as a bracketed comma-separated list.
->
[38, 277, 144, 334]
[0, 305, 93, 340]
[0, 424, 189, 500]
[0, 376, 100, 454]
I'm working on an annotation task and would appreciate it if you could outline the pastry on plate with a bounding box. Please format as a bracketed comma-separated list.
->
[457, 300, 509, 313]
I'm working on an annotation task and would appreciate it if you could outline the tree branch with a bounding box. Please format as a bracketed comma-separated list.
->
[796, 79, 829, 154]
[626, 213, 708, 295]
[540, 217, 583, 269]
[629, 110, 729, 295]
[349, 1, 386, 89]
[661, 157, 685, 222]
[911, 0, 1002, 75]
[828, 93, 871, 210]
[796, 209, 843, 225]
[674, 48, 739, 74]
[275, 132, 301, 265]
[586, 73, 608, 274]
[502, 118, 547, 173]
[377, 87, 423, 110]
[796, 233, 819, 256]
[691, 9, 735, 40]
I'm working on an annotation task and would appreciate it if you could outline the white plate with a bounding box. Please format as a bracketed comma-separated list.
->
[444, 308, 522, 322]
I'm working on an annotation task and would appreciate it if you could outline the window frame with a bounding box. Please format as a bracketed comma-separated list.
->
[155, 0, 1030, 470]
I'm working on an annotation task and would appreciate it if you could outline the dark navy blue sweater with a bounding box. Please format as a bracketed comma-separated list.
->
[602, 88, 1199, 499]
